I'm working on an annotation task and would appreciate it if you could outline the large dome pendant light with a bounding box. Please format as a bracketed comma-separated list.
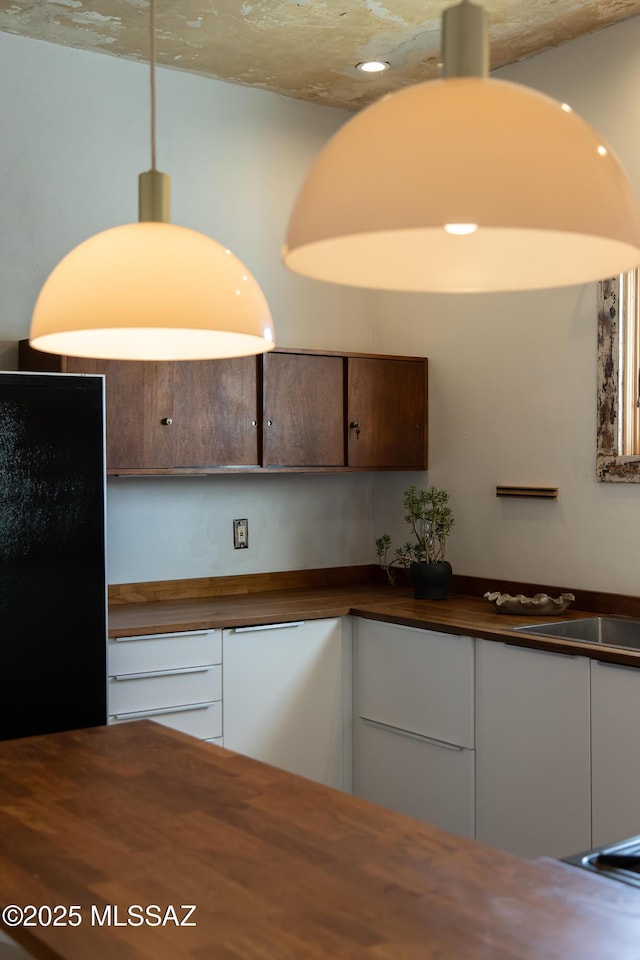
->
[29, 0, 275, 361]
[283, 0, 640, 293]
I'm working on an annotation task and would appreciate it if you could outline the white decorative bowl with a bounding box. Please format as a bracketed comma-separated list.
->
[484, 591, 575, 616]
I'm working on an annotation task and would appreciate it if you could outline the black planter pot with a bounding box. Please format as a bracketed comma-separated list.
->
[409, 560, 453, 600]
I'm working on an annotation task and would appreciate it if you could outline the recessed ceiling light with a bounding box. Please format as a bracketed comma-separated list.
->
[356, 60, 390, 73]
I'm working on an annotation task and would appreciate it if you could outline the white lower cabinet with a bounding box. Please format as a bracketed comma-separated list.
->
[352, 618, 475, 838]
[475, 639, 591, 859]
[591, 658, 640, 846]
[106, 611, 640, 856]
[222, 617, 350, 790]
[107, 629, 223, 742]
[354, 718, 475, 837]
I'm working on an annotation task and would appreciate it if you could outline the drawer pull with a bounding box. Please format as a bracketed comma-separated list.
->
[231, 621, 304, 634]
[113, 630, 211, 643]
[112, 701, 215, 721]
[360, 716, 463, 752]
[111, 665, 213, 682]
[504, 641, 577, 660]
[595, 660, 639, 672]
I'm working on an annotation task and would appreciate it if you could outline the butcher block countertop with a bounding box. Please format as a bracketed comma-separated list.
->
[109, 581, 640, 666]
[1, 720, 640, 960]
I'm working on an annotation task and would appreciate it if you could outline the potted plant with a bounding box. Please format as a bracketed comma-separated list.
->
[375, 485, 455, 599]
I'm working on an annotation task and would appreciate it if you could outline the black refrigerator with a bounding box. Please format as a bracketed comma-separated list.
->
[0, 371, 107, 741]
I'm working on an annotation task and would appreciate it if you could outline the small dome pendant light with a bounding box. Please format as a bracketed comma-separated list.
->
[283, 0, 640, 293]
[30, 0, 275, 360]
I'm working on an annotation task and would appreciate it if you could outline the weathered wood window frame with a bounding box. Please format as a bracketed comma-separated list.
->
[597, 273, 640, 482]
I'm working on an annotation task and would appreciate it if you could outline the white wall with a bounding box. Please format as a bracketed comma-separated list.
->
[373, 16, 640, 596]
[4, 19, 640, 593]
[108, 474, 373, 583]
[0, 31, 377, 583]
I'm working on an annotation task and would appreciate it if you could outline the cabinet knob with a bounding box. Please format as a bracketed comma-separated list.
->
[350, 421, 360, 429]
[250, 419, 257, 427]
[266, 419, 273, 427]
[161, 417, 173, 426]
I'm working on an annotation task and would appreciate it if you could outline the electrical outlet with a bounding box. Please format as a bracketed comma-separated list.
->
[233, 518, 249, 549]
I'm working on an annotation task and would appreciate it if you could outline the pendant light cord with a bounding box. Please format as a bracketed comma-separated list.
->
[150, 0, 157, 171]
[138, 0, 168, 222]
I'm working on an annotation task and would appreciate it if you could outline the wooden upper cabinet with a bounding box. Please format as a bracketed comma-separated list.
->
[66, 358, 174, 470]
[347, 357, 427, 469]
[18, 343, 260, 473]
[263, 352, 345, 467]
[19, 342, 427, 473]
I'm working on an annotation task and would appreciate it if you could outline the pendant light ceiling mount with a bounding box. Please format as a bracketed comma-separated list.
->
[283, 0, 640, 293]
[30, 0, 275, 361]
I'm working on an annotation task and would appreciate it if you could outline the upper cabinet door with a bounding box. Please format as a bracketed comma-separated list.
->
[69, 357, 260, 471]
[173, 358, 260, 468]
[66, 358, 174, 471]
[347, 357, 427, 468]
[263, 352, 345, 467]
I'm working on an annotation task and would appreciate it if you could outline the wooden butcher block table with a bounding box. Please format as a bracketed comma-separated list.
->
[0, 720, 639, 960]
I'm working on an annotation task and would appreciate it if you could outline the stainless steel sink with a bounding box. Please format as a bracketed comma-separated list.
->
[513, 617, 640, 651]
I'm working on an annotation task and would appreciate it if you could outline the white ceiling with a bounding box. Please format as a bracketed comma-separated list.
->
[2, 0, 640, 111]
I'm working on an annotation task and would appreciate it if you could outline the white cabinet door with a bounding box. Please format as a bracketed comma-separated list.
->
[591, 659, 640, 847]
[475, 640, 591, 859]
[354, 619, 474, 747]
[352, 618, 475, 838]
[354, 717, 475, 838]
[222, 618, 349, 790]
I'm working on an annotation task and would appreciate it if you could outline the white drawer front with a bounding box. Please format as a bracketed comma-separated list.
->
[108, 665, 221, 715]
[109, 699, 222, 740]
[354, 717, 475, 839]
[108, 629, 221, 676]
[355, 619, 474, 748]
